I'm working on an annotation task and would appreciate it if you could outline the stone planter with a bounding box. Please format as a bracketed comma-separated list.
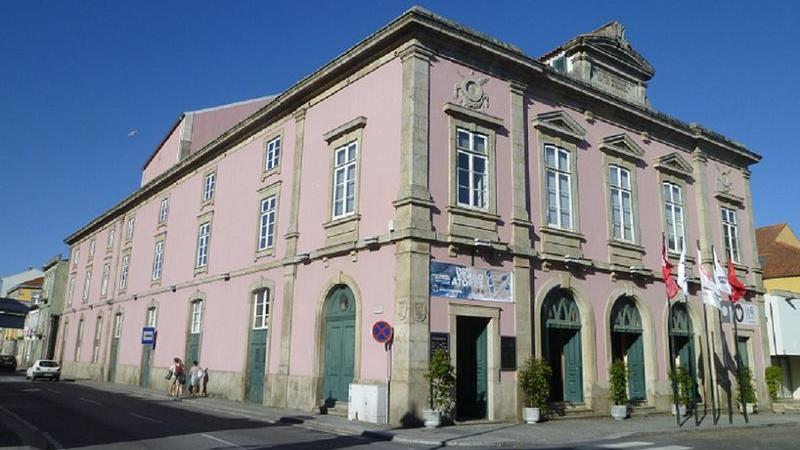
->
[522, 407, 541, 424]
[611, 405, 628, 420]
[671, 404, 687, 416]
[422, 409, 441, 428]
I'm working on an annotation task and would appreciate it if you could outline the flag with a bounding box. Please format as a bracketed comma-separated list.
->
[697, 247, 721, 310]
[728, 260, 747, 302]
[713, 247, 732, 298]
[662, 235, 680, 299]
[677, 246, 688, 297]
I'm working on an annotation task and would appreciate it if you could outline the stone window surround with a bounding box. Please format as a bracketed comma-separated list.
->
[125, 215, 136, 242]
[106, 225, 116, 252]
[74, 316, 84, 362]
[117, 251, 131, 294]
[322, 116, 366, 247]
[99, 258, 112, 299]
[91, 313, 104, 363]
[443, 102, 502, 245]
[113, 312, 123, 339]
[157, 195, 170, 228]
[193, 211, 214, 276]
[88, 239, 96, 262]
[189, 296, 204, 335]
[262, 129, 284, 180]
[656, 168, 695, 264]
[717, 199, 744, 266]
[254, 181, 282, 261]
[200, 167, 217, 208]
[151, 231, 167, 286]
[81, 269, 92, 303]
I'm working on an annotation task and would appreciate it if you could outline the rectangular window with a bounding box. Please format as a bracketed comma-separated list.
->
[107, 228, 115, 249]
[158, 198, 169, 224]
[92, 316, 103, 363]
[100, 263, 111, 296]
[195, 223, 210, 268]
[544, 145, 572, 229]
[258, 196, 277, 251]
[152, 240, 164, 281]
[113, 314, 123, 339]
[119, 255, 129, 290]
[609, 165, 635, 242]
[332, 141, 358, 219]
[75, 320, 84, 362]
[203, 172, 216, 201]
[253, 289, 269, 330]
[265, 136, 281, 171]
[456, 128, 488, 210]
[190, 301, 203, 334]
[126, 217, 135, 239]
[67, 275, 76, 306]
[88, 239, 96, 260]
[72, 248, 80, 267]
[146, 307, 157, 328]
[82, 270, 92, 302]
[722, 207, 740, 263]
[663, 182, 686, 253]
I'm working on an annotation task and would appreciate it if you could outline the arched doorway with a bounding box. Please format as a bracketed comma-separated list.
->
[246, 289, 270, 403]
[610, 297, 646, 401]
[322, 285, 356, 406]
[542, 289, 583, 403]
[670, 303, 696, 383]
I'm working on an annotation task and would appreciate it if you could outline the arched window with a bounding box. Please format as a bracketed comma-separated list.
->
[253, 289, 270, 330]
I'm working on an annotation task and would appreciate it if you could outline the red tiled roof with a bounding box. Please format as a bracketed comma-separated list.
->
[757, 224, 800, 279]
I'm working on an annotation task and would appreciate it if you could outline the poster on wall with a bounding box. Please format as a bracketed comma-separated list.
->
[720, 300, 758, 327]
[429, 261, 513, 302]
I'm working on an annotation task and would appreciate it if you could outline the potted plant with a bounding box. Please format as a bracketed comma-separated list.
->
[765, 365, 782, 402]
[423, 348, 455, 428]
[668, 367, 692, 416]
[518, 357, 551, 424]
[608, 360, 629, 420]
[737, 366, 757, 414]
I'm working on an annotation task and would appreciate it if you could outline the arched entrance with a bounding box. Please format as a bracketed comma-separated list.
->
[670, 303, 696, 383]
[542, 289, 583, 403]
[322, 285, 356, 406]
[610, 297, 646, 401]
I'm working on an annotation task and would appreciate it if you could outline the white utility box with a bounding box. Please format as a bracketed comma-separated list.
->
[347, 383, 388, 424]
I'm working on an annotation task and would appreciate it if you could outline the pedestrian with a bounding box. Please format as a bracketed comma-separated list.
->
[188, 361, 201, 397]
[170, 357, 185, 400]
[202, 367, 210, 397]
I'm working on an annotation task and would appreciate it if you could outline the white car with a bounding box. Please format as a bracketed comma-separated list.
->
[26, 360, 60, 381]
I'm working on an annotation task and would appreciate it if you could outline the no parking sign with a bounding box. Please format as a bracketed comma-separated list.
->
[371, 320, 393, 344]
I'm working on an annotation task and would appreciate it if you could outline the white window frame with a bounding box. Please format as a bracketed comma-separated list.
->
[113, 313, 123, 339]
[455, 128, 489, 211]
[203, 172, 216, 202]
[544, 144, 573, 229]
[265, 136, 281, 171]
[609, 165, 635, 242]
[195, 223, 210, 268]
[88, 239, 96, 260]
[67, 275, 76, 306]
[82, 270, 92, 302]
[258, 196, 277, 251]
[107, 227, 115, 249]
[721, 206, 740, 263]
[663, 182, 686, 253]
[75, 319, 84, 362]
[190, 300, 203, 334]
[252, 289, 269, 330]
[100, 263, 111, 296]
[158, 198, 169, 224]
[119, 255, 129, 290]
[72, 248, 80, 267]
[91, 316, 103, 363]
[151, 240, 164, 281]
[146, 307, 158, 328]
[126, 217, 135, 239]
[331, 141, 358, 220]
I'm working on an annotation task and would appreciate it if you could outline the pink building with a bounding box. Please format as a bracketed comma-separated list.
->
[57, 8, 767, 424]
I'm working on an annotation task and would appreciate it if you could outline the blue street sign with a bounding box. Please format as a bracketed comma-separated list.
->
[141, 327, 155, 345]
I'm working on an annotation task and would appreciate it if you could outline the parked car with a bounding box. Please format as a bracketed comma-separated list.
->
[26, 360, 60, 381]
[0, 355, 17, 371]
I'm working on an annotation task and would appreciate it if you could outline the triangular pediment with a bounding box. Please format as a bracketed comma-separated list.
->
[653, 152, 694, 180]
[532, 110, 586, 142]
[597, 133, 645, 162]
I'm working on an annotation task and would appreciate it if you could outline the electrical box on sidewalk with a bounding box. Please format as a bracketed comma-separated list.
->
[347, 383, 387, 424]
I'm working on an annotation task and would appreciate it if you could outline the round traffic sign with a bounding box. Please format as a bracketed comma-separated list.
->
[371, 320, 393, 344]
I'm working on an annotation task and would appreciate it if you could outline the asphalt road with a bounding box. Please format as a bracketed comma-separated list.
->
[0, 372, 408, 449]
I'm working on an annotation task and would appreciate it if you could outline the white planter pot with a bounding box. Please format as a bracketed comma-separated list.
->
[739, 403, 756, 414]
[671, 404, 687, 416]
[522, 407, 541, 424]
[423, 409, 441, 428]
[611, 405, 628, 420]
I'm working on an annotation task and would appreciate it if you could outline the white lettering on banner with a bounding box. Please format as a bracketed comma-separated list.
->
[720, 300, 758, 327]
[430, 261, 512, 302]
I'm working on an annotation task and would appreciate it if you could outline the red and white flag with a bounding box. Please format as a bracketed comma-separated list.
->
[697, 247, 721, 310]
[728, 260, 747, 303]
[677, 246, 688, 298]
[662, 235, 680, 299]
[713, 248, 732, 298]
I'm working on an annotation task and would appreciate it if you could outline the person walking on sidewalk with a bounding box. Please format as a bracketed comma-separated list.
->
[188, 361, 201, 397]
[169, 357, 185, 400]
[201, 367, 209, 397]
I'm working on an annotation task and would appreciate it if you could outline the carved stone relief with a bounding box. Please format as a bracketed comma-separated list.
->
[454, 71, 489, 110]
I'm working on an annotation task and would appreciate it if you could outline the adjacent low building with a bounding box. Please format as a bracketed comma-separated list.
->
[56, 8, 768, 423]
[2, 276, 43, 365]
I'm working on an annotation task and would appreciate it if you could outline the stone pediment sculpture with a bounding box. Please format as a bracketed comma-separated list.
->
[454, 70, 490, 110]
[653, 152, 694, 180]
[532, 110, 586, 142]
[597, 133, 645, 162]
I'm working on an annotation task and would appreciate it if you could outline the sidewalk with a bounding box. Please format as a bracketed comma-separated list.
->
[74, 379, 800, 448]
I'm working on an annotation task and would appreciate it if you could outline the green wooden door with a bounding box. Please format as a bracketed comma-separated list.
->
[140, 345, 152, 388]
[563, 330, 583, 403]
[108, 337, 119, 383]
[627, 334, 646, 401]
[246, 329, 267, 403]
[475, 322, 488, 418]
[185, 333, 201, 389]
[322, 286, 356, 405]
[737, 337, 750, 369]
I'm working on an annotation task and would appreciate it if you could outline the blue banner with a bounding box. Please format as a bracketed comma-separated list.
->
[430, 261, 512, 302]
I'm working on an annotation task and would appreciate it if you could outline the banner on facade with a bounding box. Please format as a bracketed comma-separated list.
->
[429, 261, 512, 302]
[719, 300, 758, 327]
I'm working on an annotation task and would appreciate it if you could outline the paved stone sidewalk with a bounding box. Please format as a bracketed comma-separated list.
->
[72, 378, 800, 448]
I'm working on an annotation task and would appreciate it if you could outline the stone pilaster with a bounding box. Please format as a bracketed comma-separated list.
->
[390, 41, 434, 425]
[740, 169, 762, 289]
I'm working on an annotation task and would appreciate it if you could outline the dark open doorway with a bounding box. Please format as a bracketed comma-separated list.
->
[456, 316, 489, 420]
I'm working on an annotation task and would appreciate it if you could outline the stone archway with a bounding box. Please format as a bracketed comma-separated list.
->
[321, 284, 356, 406]
[541, 288, 583, 403]
[610, 297, 646, 401]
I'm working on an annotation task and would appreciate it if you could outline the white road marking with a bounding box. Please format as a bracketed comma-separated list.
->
[46, 388, 61, 394]
[201, 433, 243, 448]
[130, 412, 162, 423]
[22, 388, 42, 392]
[79, 397, 102, 406]
[42, 431, 65, 449]
[598, 443, 654, 449]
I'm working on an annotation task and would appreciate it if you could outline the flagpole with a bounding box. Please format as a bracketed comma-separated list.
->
[732, 309, 749, 423]
[697, 241, 718, 425]
[667, 295, 681, 428]
[718, 307, 733, 424]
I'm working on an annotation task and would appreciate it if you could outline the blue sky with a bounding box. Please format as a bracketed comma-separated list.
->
[1, 1, 797, 276]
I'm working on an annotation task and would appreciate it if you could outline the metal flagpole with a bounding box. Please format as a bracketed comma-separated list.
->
[667, 296, 681, 428]
[732, 305, 749, 423]
[698, 241, 718, 425]
[718, 307, 733, 424]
